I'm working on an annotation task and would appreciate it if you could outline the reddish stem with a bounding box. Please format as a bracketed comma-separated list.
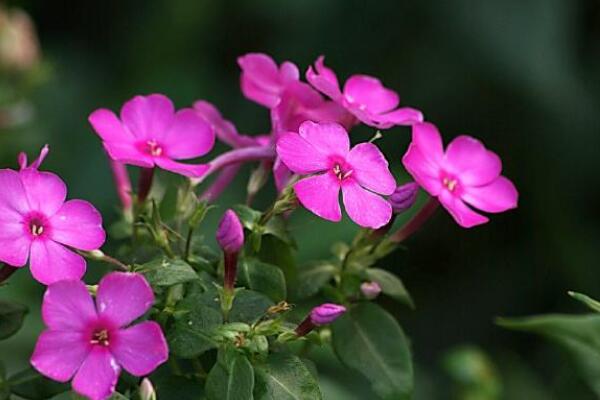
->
[223, 251, 239, 292]
[137, 167, 155, 203]
[294, 316, 316, 337]
[389, 197, 440, 243]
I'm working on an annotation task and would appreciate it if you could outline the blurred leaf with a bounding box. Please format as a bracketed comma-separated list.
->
[159, 183, 180, 221]
[0, 361, 8, 400]
[239, 258, 286, 302]
[189, 201, 214, 229]
[442, 345, 502, 400]
[332, 302, 413, 400]
[0, 300, 28, 340]
[257, 236, 296, 287]
[365, 269, 414, 308]
[8, 368, 68, 400]
[136, 258, 198, 287]
[206, 352, 254, 400]
[229, 290, 274, 324]
[254, 353, 322, 400]
[568, 291, 600, 313]
[263, 217, 294, 246]
[233, 205, 262, 231]
[153, 374, 204, 400]
[295, 261, 337, 300]
[168, 304, 222, 358]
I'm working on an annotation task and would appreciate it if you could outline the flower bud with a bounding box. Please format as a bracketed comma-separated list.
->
[139, 378, 156, 400]
[216, 209, 244, 254]
[361, 281, 382, 299]
[389, 182, 419, 214]
[310, 303, 346, 326]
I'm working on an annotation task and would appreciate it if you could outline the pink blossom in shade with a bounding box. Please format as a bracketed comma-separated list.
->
[89, 94, 215, 178]
[402, 122, 519, 228]
[306, 56, 424, 129]
[276, 121, 396, 229]
[31, 272, 168, 400]
[193, 100, 256, 149]
[0, 147, 106, 285]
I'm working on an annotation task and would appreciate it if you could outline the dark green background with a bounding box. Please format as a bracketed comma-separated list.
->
[1, 0, 600, 398]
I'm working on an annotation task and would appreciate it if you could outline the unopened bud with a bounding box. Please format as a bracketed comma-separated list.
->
[361, 281, 382, 299]
[216, 209, 244, 254]
[139, 378, 156, 400]
[389, 182, 419, 214]
[310, 303, 347, 325]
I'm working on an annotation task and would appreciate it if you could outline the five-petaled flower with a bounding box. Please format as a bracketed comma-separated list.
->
[402, 122, 518, 228]
[31, 272, 168, 400]
[0, 146, 105, 285]
[89, 93, 215, 178]
[306, 56, 424, 129]
[277, 121, 396, 229]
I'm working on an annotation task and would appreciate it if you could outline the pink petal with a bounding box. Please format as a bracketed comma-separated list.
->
[96, 272, 154, 328]
[154, 157, 209, 178]
[412, 122, 444, 164]
[238, 53, 287, 108]
[120, 94, 175, 141]
[30, 240, 86, 285]
[31, 330, 90, 382]
[19, 170, 66, 217]
[444, 135, 502, 186]
[0, 220, 30, 266]
[462, 176, 518, 213]
[347, 143, 396, 195]
[72, 347, 121, 400]
[49, 200, 106, 251]
[273, 157, 292, 192]
[294, 173, 342, 222]
[306, 56, 343, 102]
[341, 179, 392, 229]
[343, 75, 399, 114]
[103, 141, 154, 168]
[280, 61, 300, 83]
[193, 100, 255, 148]
[402, 144, 443, 196]
[88, 109, 135, 143]
[438, 191, 489, 228]
[298, 121, 350, 157]
[41, 279, 97, 331]
[378, 107, 424, 126]
[110, 321, 168, 376]
[276, 133, 329, 174]
[162, 109, 215, 159]
[0, 169, 30, 216]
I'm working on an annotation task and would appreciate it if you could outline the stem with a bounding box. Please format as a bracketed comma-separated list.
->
[294, 316, 316, 337]
[0, 265, 19, 284]
[184, 227, 194, 262]
[137, 167, 155, 203]
[223, 252, 239, 291]
[198, 164, 242, 202]
[389, 197, 440, 243]
[78, 250, 129, 271]
[106, 156, 132, 213]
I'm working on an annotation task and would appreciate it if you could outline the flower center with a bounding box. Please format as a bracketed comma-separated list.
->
[146, 140, 163, 156]
[25, 213, 48, 239]
[332, 163, 353, 181]
[442, 177, 458, 192]
[30, 221, 44, 236]
[91, 329, 110, 346]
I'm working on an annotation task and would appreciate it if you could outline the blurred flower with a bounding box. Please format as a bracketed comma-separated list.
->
[277, 121, 396, 228]
[295, 303, 347, 336]
[0, 146, 105, 285]
[402, 122, 518, 228]
[89, 94, 215, 178]
[361, 281, 382, 299]
[31, 273, 168, 400]
[306, 56, 423, 129]
[0, 6, 40, 72]
[389, 182, 419, 214]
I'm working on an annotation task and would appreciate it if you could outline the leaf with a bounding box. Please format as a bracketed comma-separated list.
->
[206, 353, 254, 400]
[229, 290, 274, 324]
[153, 374, 204, 400]
[8, 368, 69, 400]
[366, 269, 414, 308]
[233, 205, 262, 231]
[263, 216, 294, 245]
[0, 300, 28, 340]
[0, 361, 8, 400]
[168, 304, 222, 358]
[498, 314, 600, 396]
[442, 345, 501, 400]
[568, 291, 600, 313]
[294, 262, 337, 300]
[257, 236, 297, 287]
[137, 258, 198, 287]
[332, 303, 413, 400]
[239, 259, 286, 302]
[254, 353, 322, 400]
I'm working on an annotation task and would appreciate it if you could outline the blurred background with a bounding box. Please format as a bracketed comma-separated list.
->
[1, 0, 600, 398]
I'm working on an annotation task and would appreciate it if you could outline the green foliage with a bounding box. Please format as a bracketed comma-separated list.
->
[206, 351, 254, 400]
[7, 368, 68, 400]
[239, 258, 286, 302]
[442, 345, 502, 400]
[365, 268, 414, 308]
[295, 261, 337, 300]
[0, 300, 28, 340]
[136, 258, 198, 287]
[253, 353, 322, 400]
[568, 291, 600, 313]
[229, 289, 274, 324]
[168, 303, 222, 358]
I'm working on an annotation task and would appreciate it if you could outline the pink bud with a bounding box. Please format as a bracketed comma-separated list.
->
[389, 182, 419, 214]
[361, 281, 382, 299]
[216, 209, 244, 254]
[310, 303, 346, 326]
[139, 378, 156, 400]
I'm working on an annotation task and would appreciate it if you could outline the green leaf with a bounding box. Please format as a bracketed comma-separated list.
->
[8, 368, 68, 400]
[257, 236, 297, 287]
[294, 262, 337, 300]
[239, 259, 286, 302]
[254, 353, 322, 400]
[229, 290, 274, 324]
[263, 217, 294, 245]
[233, 205, 262, 231]
[498, 314, 600, 396]
[366, 268, 414, 308]
[168, 304, 222, 358]
[332, 303, 413, 400]
[568, 291, 600, 313]
[0, 361, 8, 400]
[0, 300, 28, 340]
[153, 374, 204, 400]
[206, 353, 254, 400]
[442, 345, 501, 400]
[136, 258, 198, 287]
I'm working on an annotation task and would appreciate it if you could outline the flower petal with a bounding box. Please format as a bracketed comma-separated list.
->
[88, 109, 135, 143]
[110, 321, 168, 376]
[31, 330, 90, 382]
[0, 169, 30, 216]
[276, 133, 329, 174]
[120, 94, 174, 140]
[193, 100, 255, 148]
[402, 144, 443, 196]
[30, 240, 86, 285]
[462, 176, 518, 213]
[162, 109, 215, 159]
[72, 347, 121, 400]
[41, 279, 97, 331]
[238, 53, 291, 108]
[19, 170, 66, 217]
[438, 191, 489, 228]
[412, 122, 444, 164]
[341, 179, 392, 229]
[343, 75, 399, 114]
[378, 107, 424, 126]
[306, 56, 343, 102]
[444, 135, 502, 186]
[154, 157, 209, 178]
[347, 143, 396, 195]
[298, 121, 350, 157]
[0, 222, 30, 267]
[103, 141, 154, 168]
[294, 173, 341, 222]
[49, 200, 106, 251]
[96, 272, 154, 328]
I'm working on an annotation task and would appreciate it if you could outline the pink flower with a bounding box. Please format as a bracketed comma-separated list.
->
[277, 121, 396, 228]
[193, 100, 256, 148]
[0, 147, 105, 285]
[89, 94, 215, 178]
[402, 122, 518, 228]
[31, 272, 168, 400]
[306, 56, 424, 129]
